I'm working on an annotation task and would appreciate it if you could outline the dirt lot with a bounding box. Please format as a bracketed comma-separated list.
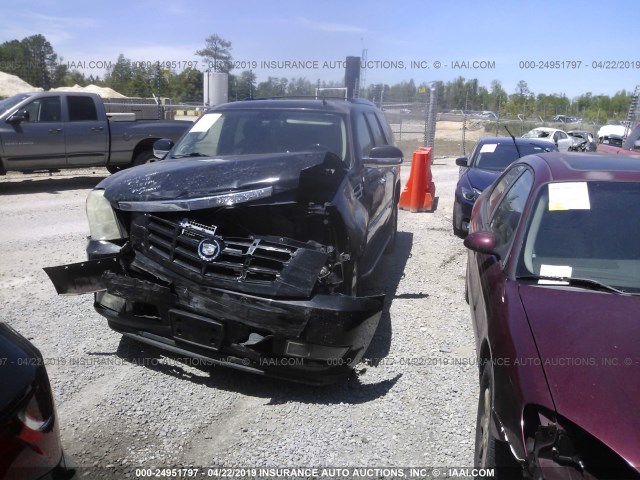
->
[0, 158, 476, 478]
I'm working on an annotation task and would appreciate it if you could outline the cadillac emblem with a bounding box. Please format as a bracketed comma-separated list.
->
[197, 237, 224, 262]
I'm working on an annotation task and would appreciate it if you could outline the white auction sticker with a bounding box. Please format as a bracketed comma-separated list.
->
[190, 113, 221, 133]
[479, 143, 497, 153]
[548, 182, 591, 211]
[539, 264, 572, 284]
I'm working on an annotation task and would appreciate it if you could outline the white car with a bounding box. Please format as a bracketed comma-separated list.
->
[522, 127, 574, 152]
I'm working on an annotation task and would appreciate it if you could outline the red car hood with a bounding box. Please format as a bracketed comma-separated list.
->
[518, 284, 640, 468]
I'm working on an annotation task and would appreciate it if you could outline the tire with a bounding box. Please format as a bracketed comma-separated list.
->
[106, 165, 122, 174]
[475, 366, 497, 470]
[384, 203, 398, 254]
[132, 150, 156, 167]
[453, 202, 467, 238]
[474, 366, 521, 479]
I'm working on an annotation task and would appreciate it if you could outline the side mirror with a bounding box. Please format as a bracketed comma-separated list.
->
[363, 145, 403, 166]
[153, 138, 174, 159]
[633, 140, 640, 151]
[455, 156, 468, 167]
[463, 231, 500, 257]
[7, 110, 29, 124]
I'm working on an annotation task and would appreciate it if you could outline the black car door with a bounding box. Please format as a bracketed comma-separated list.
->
[353, 111, 386, 243]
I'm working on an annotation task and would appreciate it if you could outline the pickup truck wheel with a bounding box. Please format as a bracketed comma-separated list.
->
[133, 150, 156, 167]
[106, 165, 122, 174]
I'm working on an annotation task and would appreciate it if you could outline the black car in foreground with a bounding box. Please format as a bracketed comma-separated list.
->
[45, 98, 403, 384]
[453, 137, 556, 237]
[0, 323, 75, 480]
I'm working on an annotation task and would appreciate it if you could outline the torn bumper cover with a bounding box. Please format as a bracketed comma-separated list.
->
[45, 252, 384, 384]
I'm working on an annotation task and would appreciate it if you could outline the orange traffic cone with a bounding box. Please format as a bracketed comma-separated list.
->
[399, 147, 436, 212]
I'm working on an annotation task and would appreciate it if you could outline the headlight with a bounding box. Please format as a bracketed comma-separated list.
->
[86, 189, 125, 240]
[461, 186, 482, 201]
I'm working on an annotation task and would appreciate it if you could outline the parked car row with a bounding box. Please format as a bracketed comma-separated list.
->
[455, 135, 640, 477]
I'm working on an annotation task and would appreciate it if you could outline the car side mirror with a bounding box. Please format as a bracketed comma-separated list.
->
[463, 231, 500, 258]
[153, 138, 174, 159]
[633, 140, 640, 151]
[455, 156, 468, 167]
[363, 145, 403, 166]
[7, 110, 29, 124]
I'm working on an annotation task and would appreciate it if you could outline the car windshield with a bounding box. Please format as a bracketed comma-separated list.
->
[471, 143, 550, 171]
[0, 93, 31, 114]
[523, 129, 552, 139]
[171, 109, 349, 164]
[516, 181, 640, 293]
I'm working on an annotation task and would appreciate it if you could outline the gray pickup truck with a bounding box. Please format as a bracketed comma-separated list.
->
[0, 91, 191, 174]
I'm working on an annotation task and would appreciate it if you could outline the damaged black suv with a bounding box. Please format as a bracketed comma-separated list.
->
[46, 98, 403, 383]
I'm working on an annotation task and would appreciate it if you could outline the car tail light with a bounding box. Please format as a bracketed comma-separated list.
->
[0, 368, 62, 480]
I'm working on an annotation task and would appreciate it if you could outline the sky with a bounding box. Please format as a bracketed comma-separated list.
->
[1, 0, 638, 99]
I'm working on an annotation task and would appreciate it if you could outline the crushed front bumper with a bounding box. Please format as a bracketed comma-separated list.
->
[45, 252, 384, 384]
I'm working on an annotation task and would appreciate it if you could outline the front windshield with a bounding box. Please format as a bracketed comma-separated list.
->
[0, 93, 31, 114]
[522, 128, 552, 139]
[471, 142, 551, 171]
[516, 181, 640, 293]
[172, 109, 349, 164]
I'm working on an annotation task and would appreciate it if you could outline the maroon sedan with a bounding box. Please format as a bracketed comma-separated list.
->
[463, 152, 640, 479]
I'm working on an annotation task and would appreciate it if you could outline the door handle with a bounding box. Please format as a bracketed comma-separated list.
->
[48, 128, 63, 134]
[91, 127, 104, 132]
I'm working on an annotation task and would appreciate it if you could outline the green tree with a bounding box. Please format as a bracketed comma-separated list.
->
[169, 67, 203, 102]
[104, 54, 133, 95]
[196, 34, 233, 73]
[0, 34, 66, 89]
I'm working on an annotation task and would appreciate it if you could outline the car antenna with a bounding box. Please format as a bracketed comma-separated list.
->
[503, 124, 522, 158]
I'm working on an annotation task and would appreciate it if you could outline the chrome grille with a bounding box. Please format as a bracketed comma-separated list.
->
[144, 216, 296, 283]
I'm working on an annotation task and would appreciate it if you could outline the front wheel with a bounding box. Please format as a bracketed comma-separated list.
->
[474, 366, 520, 479]
[132, 150, 156, 167]
[475, 366, 497, 470]
[453, 202, 467, 238]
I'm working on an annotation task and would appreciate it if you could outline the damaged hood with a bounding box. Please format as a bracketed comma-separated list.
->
[100, 151, 345, 206]
[518, 284, 640, 467]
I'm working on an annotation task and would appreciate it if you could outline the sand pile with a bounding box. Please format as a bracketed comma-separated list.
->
[51, 84, 126, 98]
[0, 71, 42, 97]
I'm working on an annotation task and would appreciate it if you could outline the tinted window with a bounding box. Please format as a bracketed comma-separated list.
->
[23, 96, 61, 122]
[488, 164, 527, 213]
[365, 111, 386, 146]
[376, 112, 394, 144]
[68, 96, 98, 121]
[491, 169, 533, 248]
[355, 112, 374, 157]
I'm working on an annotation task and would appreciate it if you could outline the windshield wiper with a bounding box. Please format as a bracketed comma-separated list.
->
[517, 275, 632, 295]
[171, 152, 209, 158]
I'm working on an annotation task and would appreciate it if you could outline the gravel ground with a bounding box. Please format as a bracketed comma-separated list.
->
[0, 159, 477, 479]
